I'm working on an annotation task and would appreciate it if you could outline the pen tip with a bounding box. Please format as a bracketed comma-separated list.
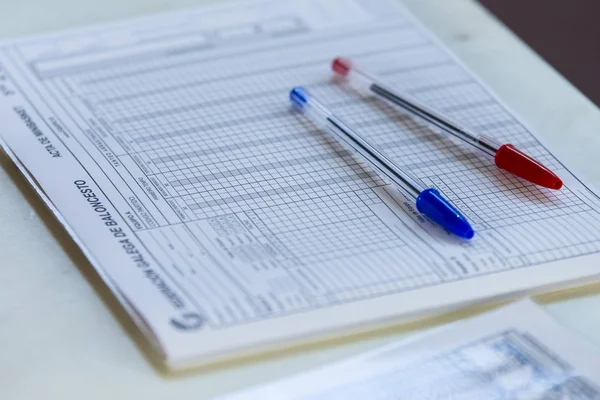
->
[332, 57, 352, 77]
[495, 144, 563, 190]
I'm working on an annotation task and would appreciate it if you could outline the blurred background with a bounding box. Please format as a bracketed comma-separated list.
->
[479, 0, 600, 107]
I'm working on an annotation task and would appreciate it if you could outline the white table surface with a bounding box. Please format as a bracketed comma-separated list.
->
[1, 0, 600, 399]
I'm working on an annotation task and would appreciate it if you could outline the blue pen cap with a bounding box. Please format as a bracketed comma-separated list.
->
[290, 86, 309, 109]
[416, 188, 474, 239]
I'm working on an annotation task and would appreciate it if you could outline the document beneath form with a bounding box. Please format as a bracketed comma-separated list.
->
[1, 0, 600, 368]
[221, 300, 600, 399]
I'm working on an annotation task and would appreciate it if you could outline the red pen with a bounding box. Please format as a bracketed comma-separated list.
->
[332, 57, 563, 190]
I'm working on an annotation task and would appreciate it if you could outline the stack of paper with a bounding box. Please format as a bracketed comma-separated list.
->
[1, 0, 599, 368]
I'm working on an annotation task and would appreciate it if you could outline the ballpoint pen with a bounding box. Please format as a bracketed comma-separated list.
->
[290, 86, 475, 239]
[331, 57, 563, 190]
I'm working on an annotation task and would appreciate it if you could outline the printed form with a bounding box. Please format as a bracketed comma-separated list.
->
[1, 0, 600, 368]
[221, 300, 600, 399]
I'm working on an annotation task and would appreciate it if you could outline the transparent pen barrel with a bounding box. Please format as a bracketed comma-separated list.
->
[324, 118, 423, 199]
[291, 88, 425, 199]
[303, 102, 424, 199]
[344, 69, 375, 94]
[474, 133, 502, 155]
[368, 81, 502, 156]
[299, 97, 334, 129]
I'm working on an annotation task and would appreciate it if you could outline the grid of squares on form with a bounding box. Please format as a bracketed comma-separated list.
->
[66, 15, 600, 266]
[78, 30, 414, 218]
[252, 191, 400, 263]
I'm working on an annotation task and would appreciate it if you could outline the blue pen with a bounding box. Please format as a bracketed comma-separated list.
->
[290, 87, 474, 239]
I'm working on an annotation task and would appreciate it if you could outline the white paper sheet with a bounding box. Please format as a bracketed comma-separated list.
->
[1, 0, 600, 368]
[221, 300, 600, 399]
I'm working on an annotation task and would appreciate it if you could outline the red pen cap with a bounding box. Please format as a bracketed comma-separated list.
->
[495, 144, 563, 190]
